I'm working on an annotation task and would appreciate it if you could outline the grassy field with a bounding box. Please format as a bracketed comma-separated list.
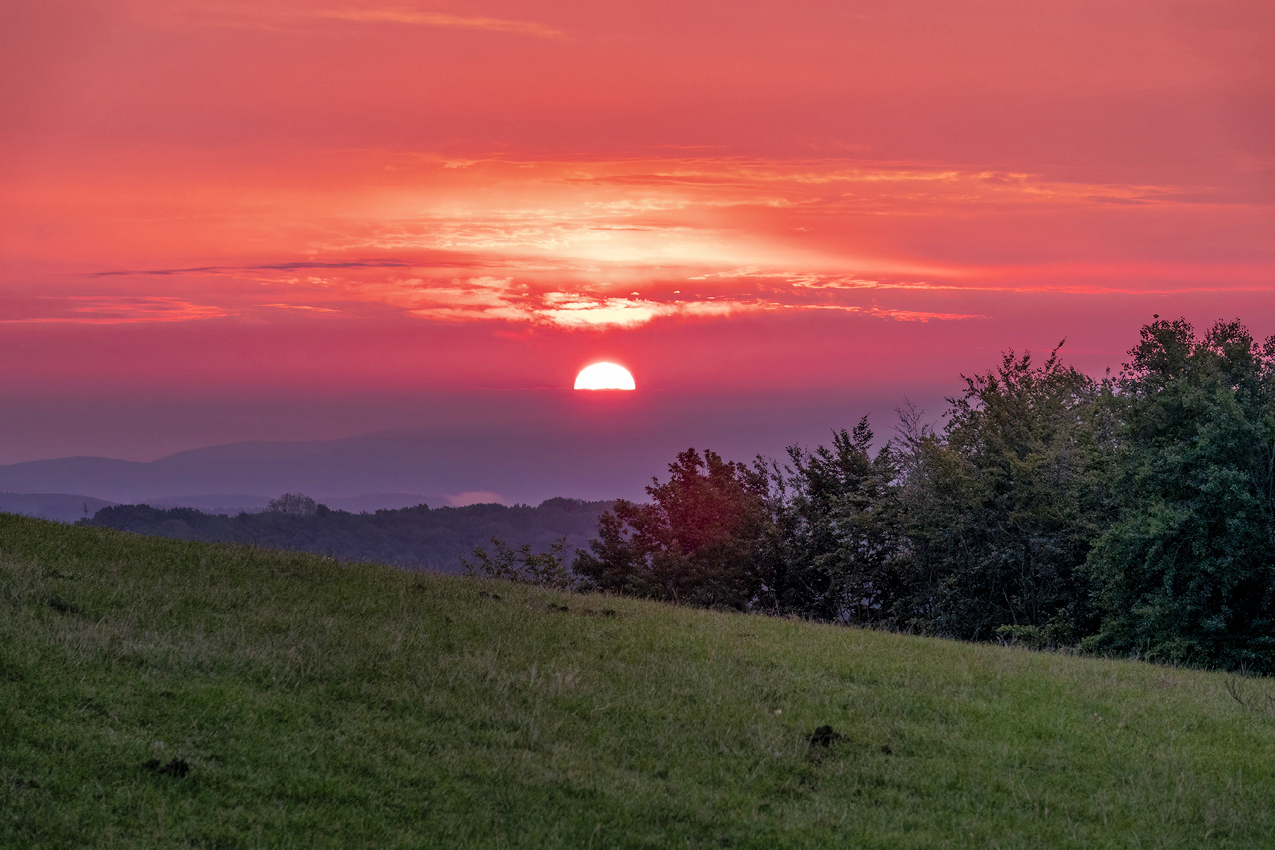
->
[2, 513, 1274, 848]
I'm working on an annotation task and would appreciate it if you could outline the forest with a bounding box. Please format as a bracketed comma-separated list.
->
[85, 497, 611, 573]
[494, 317, 1274, 674]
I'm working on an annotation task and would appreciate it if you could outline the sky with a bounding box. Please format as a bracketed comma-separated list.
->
[2, 1, 1273, 495]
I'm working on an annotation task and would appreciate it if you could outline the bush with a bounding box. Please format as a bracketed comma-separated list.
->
[462, 537, 576, 591]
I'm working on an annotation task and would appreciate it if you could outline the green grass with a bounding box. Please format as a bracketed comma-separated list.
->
[2, 513, 1274, 848]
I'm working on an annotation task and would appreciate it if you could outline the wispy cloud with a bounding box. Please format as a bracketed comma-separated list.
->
[260, 303, 341, 313]
[89, 258, 458, 277]
[168, 3, 564, 39]
[53, 153, 1267, 331]
[332, 273, 986, 328]
[312, 8, 564, 39]
[1, 296, 226, 324]
[860, 307, 986, 322]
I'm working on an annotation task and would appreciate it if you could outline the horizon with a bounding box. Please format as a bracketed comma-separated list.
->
[4, 1, 1272, 499]
[0, 385, 948, 505]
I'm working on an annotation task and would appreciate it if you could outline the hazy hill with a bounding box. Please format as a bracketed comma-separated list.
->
[0, 391, 895, 507]
[84, 497, 613, 573]
[3, 513, 1274, 848]
[0, 428, 663, 505]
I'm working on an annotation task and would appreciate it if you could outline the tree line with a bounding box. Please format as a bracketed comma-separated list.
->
[85, 497, 611, 573]
[485, 317, 1275, 673]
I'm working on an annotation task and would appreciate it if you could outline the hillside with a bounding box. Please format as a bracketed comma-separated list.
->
[2, 513, 1273, 848]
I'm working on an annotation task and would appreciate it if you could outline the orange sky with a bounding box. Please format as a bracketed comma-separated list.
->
[2, 0, 1273, 471]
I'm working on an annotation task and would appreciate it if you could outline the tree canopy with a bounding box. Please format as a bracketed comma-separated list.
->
[570, 318, 1275, 673]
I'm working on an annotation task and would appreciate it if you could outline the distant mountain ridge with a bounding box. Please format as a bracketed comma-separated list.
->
[0, 391, 885, 507]
[0, 424, 683, 505]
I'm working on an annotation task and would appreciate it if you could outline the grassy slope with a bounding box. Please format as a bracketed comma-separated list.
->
[2, 514, 1273, 849]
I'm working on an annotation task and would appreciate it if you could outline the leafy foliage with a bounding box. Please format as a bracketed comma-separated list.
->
[1083, 319, 1275, 671]
[266, 492, 318, 516]
[762, 418, 906, 624]
[573, 449, 773, 608]
[899, 345, 1114, 642]
[462, 536, 576, 590]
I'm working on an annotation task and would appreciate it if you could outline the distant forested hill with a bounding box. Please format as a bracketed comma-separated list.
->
[83, 497, 612, 574]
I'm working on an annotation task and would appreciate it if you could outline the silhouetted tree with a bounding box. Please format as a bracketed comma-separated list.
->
[898, 344, 1113, 642]
[266, 493, 318, 517]
[574, 449, 774, 608]
[763, 418, 906, 623]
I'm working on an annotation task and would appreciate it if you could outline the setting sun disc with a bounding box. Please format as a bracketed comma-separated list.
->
[574, 363, 636, 390]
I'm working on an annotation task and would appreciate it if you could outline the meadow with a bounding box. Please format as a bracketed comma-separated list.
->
[2, 512, 1274, 848]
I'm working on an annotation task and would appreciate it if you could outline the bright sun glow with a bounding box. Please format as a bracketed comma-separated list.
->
[574, 362, 636, 390]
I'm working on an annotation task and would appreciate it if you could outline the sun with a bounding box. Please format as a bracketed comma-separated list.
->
[574, 362, 636, 390]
